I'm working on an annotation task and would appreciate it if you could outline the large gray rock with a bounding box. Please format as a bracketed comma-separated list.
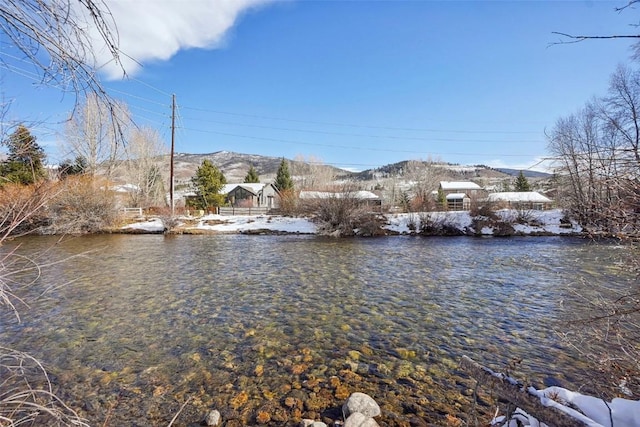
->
[300, 420, 327, 427]
[342, 392, 381, 418]
[344, 412, 380, 427]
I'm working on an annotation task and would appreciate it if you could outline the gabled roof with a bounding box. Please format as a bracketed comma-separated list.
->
[222, 183, 267, 195]
[440, 181, 482, 191]
[487, 191, 552, 203]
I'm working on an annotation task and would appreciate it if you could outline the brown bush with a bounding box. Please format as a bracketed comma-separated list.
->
[0, 182, 56, 237]
[278, 189, 298, 216]
[44, 176, 120, 234]
[303, 192, 386, 237]
[469, 203, 497, 219]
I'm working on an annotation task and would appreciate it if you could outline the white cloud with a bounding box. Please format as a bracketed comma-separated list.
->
[83, 0, 274, 80]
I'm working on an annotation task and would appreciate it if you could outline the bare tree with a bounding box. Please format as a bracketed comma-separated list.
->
[62, 93, 131, 179]
[123, 126, 168, 208]
[602, 65, 640, 168]
[292, 155, 336, 191]
[403, 159, 444, 211]
[548, 68, 640, 233]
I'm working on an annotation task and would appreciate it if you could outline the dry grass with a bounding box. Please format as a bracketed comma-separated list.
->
[0, 347, 89, 426]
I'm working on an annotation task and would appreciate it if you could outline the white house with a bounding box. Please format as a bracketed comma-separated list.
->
[438, 181, 484, 210]
[487, 191, 553, 210]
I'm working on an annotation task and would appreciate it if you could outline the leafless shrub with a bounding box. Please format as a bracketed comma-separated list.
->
[0, 182, 57, 238]
[155, 207, 179, 233]
[469, 203, 497, 220]
[418, 212, 465, 236]
[406, 213, 418, 233]
[470, 206, 515, 236]
[303, 187, 386, 237]
[278, 189, 298, 216]
[44, 176, 120, 234]
[516, 208, 534, 223]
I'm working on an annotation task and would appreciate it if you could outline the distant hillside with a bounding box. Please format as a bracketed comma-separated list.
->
[110, 151, 551, 193]
[353, 161, 514, 181]
[170, 151, 349, 185]
[495, 168, 551, 178]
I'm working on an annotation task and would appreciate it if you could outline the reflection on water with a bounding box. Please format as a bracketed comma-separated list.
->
[0, 235, 635, 425]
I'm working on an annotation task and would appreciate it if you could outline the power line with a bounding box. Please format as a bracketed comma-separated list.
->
[180, 105, 542, 135]
[181, 126, 542, 158]
[175, 115, 542, 144]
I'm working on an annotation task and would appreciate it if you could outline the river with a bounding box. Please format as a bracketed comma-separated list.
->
[0, 235, 636, 426]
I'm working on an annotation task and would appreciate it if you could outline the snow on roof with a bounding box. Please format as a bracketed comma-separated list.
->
[440, 181, 482, 190]
[111, 183, 139, 193]
[487, 191, 552, 203]
[299, 190, 379, 200]
[446, 192, 468, 200]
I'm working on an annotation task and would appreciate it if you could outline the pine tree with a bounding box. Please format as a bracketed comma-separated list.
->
[514, 171, 531, 192]
[59, 156, 87, 177]
[274, 158, 294, 191]
[0, 125, 46, 185]
[244, 165, 260, 183]
[191, 160, 227, 210]
[398, 191, 411, 213]
[437, 187, 447, 209]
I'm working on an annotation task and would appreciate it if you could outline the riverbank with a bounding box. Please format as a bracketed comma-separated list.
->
[120, 208, 585, 236]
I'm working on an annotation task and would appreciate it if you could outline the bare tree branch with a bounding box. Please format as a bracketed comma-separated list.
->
[0, 0, 130, 144]
[550, 32, 640, 46]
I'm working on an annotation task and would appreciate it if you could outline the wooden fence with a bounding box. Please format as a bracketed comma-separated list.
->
[218, 207, 270, 216]
[122, 207, 143, 217]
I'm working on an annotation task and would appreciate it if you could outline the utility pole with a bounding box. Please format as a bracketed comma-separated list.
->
[170, 94, 176, 216]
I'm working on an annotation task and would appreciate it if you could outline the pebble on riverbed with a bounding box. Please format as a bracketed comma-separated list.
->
[204, 409, 221, 426]
[204, 392, 382, 427]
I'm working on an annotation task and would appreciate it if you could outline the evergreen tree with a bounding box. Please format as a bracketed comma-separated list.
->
[398, 191, 411, 213]
[274, 158, 294, 192]
[0, 125, 46, 185]
[244, 165, 260, 183]
[59, 156, 87, 177]
[514, 171, 531, 192]
[191, 160, 227, 210]
[437, 187, 447, 209]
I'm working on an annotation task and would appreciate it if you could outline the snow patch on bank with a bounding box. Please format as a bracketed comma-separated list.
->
[196, 214, 317, 234]
[122, 209, 582, 236]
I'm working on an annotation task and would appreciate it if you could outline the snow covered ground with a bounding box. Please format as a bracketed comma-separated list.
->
[493, 386, 640, 427]
[123, 208, 583, 236]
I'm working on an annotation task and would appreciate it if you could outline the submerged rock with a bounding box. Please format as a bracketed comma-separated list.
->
[300, 420, 328, 427]
[344, 412, 380, 427]
[204, 409, 221, 426]
[343, 392, 381, 418]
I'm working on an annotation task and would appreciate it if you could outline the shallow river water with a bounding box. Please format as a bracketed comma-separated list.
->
[0, 234, 636, 426]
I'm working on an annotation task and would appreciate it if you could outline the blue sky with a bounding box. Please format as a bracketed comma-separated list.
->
[1, 0, 637, 171]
